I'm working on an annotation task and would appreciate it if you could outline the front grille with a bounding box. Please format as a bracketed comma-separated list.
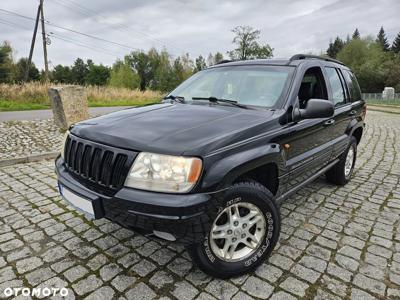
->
[64, 134, 136, 196]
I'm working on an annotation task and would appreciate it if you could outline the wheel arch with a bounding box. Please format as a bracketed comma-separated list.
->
[200, 144, 284, 194]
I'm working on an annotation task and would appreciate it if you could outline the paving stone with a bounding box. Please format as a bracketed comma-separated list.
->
[125, 282, 156, 300]
[100, 263, 122, 281]
[131, 259, 156, 277]
[270, 291, 297, 300]
[84, 286, 115, 300]
[242, 276, 274, 299]
[72, 274, 103, 296]
[335, 254, 359, 272]
[255, 263, 283, 283]
[25, 267, 56, 286]
[167, 257, 193, 276]
[279, 276, 309, 297]
[351, 288, 376, 300]
[149, 270, 174, 289]
[327, 262, 352, 282]
[338, 245, 361, 260]
[205, 279, 239, 299]
[63, 265, 89, 283]
[353, 274, 386, 296]
[171, 280, 199, 300]
[15, 257, 43, 274]
[290, 264, 320, 283]
[299, 255, 327, 272]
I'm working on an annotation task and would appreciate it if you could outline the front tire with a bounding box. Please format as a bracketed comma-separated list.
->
[186, 181, 281, 279]
[326, 136, 357, 185]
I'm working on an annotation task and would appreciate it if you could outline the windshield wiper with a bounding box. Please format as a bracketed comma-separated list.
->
[163, 95, 185, 103]
[192, 96, 249, 109]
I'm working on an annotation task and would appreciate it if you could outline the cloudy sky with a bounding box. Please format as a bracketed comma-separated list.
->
[1, 0, 399, 69]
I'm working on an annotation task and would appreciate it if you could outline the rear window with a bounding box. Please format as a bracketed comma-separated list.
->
[342, 70, 362, 101]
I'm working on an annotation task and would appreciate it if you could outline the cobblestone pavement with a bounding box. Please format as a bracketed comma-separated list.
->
[0, 110, 399, 299]
[0, 119, 63, 160]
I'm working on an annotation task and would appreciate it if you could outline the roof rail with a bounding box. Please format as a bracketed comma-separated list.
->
[216, 59, 234, 65]
[289, 54, 345, 66]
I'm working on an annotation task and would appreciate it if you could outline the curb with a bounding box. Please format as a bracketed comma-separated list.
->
[367, 107, 400, 115]
[0, 151, 59, 167]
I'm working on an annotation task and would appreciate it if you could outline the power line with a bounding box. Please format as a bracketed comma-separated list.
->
[49, 0, 200, 56]
[0, 8, 142, 52]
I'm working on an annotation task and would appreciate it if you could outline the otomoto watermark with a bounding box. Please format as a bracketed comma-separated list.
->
[3, 287, 69, 298]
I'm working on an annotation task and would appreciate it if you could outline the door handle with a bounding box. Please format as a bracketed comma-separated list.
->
[324, 119, 335, 126]
[349, 110, 357, 116]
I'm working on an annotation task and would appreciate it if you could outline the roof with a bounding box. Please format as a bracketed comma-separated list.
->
[211, 54, 347, 69]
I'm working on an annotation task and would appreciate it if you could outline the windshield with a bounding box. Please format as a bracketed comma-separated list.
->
[169, 65, 294, 108]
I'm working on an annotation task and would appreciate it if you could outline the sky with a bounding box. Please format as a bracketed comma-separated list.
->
[1, 0, 399, 70]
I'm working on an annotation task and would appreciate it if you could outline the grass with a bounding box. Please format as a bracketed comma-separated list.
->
[0, 83, 163, 112]
[365, 99, 400, 107]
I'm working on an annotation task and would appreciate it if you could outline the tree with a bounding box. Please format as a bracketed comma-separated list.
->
[194, 55, 207, 73]
[51, 65, 73, 83]
[227, 26, 273, 60]
[327, 37, 345, 58]
[71, 58, 88, 85]
[352, 28, 360, 39]
[126, 49, 159, 91]
[206, 52, 224, 66]
[376, 26, 390, 51]
[391, 32, 400, 53]
[337, 37, 390, 92]
[0, 42, 13, 83]
[13, 58, 40, 83]
[85, 64, 110, 86]
[108, 59, 139, 89]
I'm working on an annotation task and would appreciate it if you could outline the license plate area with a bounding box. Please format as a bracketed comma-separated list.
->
[59, 184, 95, 218]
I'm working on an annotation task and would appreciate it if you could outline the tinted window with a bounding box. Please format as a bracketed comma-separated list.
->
[170, 66, 294, 108]
[342, 70, 362, 101]
[325, 67, 346, 106]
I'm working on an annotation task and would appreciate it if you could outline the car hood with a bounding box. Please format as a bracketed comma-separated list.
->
[71, 103, 276, 155]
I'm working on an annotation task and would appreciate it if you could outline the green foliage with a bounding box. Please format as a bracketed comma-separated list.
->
[108, 59, 139, 89]
[85, 64, 110, 86]
[194, 55, 207, 73]
[0, 42, 13, 83]
[376, 26, 390, 51]
[71, 58, 88, 85]
[13, 58, 40, 83]
[327, 37, 345, 58]
[337, 38, 391, 92]
[227, 26, 273, 60]
[392, 32, 400, 53]
[51, 65, 73, 83]
[352, 28, 360, 39]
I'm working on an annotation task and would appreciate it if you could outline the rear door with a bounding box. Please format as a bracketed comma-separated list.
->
[323, 66, 353, 159]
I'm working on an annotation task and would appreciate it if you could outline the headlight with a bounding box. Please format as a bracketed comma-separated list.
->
[125, 152, 202, 193]
[60, 131, 69, 159]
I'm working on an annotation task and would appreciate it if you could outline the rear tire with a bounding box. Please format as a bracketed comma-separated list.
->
[186, 181, 280, 279]
[326, 136, 357, 185]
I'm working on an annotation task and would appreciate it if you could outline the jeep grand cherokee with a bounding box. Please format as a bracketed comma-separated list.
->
[55, 54, 366, 278]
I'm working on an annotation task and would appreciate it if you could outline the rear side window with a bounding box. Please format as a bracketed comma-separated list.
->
[324, 67, 346, 106]
[342, 70, 362, 101]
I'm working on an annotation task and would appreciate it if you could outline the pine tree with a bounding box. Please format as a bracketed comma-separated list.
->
[327, 37, 345, 58]
[352, 28, 360, 39]
[391, 32, 400, 53]
[376, 26, 390, 51]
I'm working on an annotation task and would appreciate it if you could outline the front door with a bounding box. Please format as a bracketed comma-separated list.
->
[282, 66, 333, 190]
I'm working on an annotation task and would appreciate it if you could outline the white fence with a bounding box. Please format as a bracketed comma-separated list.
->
[362, 93, 400, 104]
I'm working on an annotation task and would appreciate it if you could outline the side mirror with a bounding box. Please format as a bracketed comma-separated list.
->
[294, 99, 334, 120]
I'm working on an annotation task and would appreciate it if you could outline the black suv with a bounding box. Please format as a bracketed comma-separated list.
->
[55, 54, 366, 278]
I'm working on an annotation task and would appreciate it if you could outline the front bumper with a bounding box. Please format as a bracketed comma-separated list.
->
[55, 157, 215, 244]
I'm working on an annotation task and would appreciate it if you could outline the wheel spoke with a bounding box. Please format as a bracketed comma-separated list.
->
[211, 224, 230, 239]
[227, 242, 238, 259]
[242, 238, 256, 249]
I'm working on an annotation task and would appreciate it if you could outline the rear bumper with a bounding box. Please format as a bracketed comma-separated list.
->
[55, 156, 214, 244]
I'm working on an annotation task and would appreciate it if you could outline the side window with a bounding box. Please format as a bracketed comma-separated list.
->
[342, 70, 362, 102]
[298, 67, 328, 109]
[325, 67, 346, 106]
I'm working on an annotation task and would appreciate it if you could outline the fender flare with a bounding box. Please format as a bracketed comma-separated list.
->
[200, 144, 285, 191]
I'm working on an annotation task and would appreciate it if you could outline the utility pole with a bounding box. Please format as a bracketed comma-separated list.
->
[40, 0, 49, 82]
[24, 4, 41, 82]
